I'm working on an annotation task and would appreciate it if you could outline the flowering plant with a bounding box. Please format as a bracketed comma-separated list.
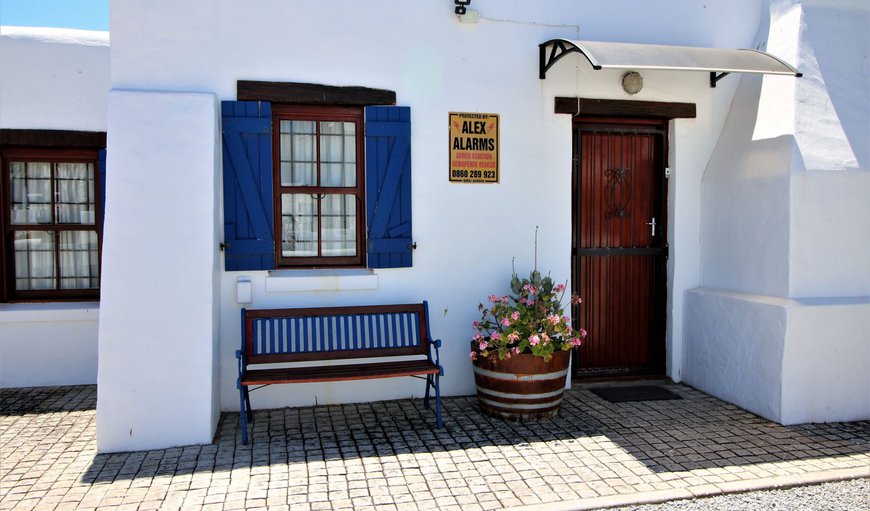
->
[471, 269, 586, 362]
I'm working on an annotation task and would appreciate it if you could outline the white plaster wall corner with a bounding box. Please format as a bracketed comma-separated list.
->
[97, 90, 221, 452]
[780, 300, 870, 424]
[683, 288, 788, 423]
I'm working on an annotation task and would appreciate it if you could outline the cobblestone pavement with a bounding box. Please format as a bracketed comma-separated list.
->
[1, 384, 868, 511]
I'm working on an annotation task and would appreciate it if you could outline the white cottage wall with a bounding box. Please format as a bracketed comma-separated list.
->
[103, 0, 764, 449]
[0, 27, 108, 388]
[686, 0, 870, 425]
[0, 27, 108, 131]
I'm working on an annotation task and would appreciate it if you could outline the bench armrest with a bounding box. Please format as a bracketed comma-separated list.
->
[236, 349, 247, 385]
[428, 338, 444, 376]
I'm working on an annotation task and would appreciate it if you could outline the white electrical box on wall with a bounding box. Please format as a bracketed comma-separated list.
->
[236, 277, 252, 305]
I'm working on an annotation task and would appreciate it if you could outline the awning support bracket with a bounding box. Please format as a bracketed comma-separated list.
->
[710, 71, 731, 88]
[540, 40, 599, 79]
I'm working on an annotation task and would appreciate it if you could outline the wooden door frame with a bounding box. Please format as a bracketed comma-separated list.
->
[570, 116, 670, 377]
[554, 96, 695, 377]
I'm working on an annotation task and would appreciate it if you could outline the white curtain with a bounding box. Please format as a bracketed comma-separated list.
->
[11, 161, 98, 291]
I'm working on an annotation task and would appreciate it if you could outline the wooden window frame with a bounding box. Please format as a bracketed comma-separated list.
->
[1, 147, 102, 302]
[271, 105, 366, 268]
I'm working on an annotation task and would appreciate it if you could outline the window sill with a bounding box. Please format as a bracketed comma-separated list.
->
[0, 302, 100, 323]
[265, 269, 378, 293]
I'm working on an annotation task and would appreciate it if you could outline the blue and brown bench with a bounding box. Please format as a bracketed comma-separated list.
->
[235, 302, 444, 444]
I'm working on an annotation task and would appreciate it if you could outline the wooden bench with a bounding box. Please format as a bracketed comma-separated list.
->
[235, 302, 444, 444]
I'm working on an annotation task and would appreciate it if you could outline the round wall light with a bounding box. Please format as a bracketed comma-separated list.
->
[622, 71, 644, 95]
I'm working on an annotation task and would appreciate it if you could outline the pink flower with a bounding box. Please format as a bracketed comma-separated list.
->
[490, 332, 501, 341]
[473, 333, 483, 341]
[528, 334, 540, 346]
[562, 315, 571, 324]
[500, 317, 511, 327]
[478, 340, 488, 350]
[571, 338, 583, 347]
[579, 328, 588, 337]
[472, 321, 479, 329]
[488, 294, 499, 303]
[554, 283, 566, 293]
[501, 295, 510, 304]
[507, 332, 520, 342]
[469, 351, 477, 360]
[519, 298, 529, 306]
[547, 314, 561, 325]
[522, 284, 538, 294]
[512, 347, 521, 354]
[511, 310, 520, 321]
[571, 296, 583, 305]
[541, 333, 550, 343]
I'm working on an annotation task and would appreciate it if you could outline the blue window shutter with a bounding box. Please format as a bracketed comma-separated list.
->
[365, 106, 413, 268]
[222, 101, 275, 271]
[98, 148, 106, 232]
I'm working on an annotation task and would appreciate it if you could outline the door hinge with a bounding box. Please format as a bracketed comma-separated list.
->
[665, 167, 671, 179]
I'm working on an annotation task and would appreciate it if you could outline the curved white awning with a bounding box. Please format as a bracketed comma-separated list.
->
[539, 39, 801, 87]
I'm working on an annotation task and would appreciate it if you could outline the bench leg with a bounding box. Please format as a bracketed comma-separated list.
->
[435, 373, 442, 429]
[423, 374, 442, 429]
[238, 384, 250, 445]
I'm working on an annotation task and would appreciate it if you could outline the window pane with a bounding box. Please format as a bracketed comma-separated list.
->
[280, 120, 316, 186]
[13, 231, 56, 290]
[55, 163, 96, 225]
[319, 121, 356, 187]
[321, 194, 357, 257]
[59, 231, 99, 289]
[281, 194, 318, 257]
[10, 161, 52, 225]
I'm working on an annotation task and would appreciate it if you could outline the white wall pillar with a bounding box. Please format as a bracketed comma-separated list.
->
[97, 90, 221, 452]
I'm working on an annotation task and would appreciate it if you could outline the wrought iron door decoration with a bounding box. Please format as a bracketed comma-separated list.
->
[604, 167, 632, 219]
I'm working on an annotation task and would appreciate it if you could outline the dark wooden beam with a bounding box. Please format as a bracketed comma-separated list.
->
[555, 97, 696, 119]
[238, 81, 396, 106]
[0, 129, 107, 148]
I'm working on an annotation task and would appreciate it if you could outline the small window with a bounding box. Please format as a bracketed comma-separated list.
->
[272, 106, 365, 268]
[1, 149, 101, 301]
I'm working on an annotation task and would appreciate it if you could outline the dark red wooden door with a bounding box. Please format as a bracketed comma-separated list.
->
[572, 120, 667, 377]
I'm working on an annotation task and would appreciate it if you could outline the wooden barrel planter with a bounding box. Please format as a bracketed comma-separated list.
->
[472, 343, 570, 420]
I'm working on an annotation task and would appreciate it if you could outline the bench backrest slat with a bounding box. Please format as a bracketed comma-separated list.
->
[243, 303, 429, 364]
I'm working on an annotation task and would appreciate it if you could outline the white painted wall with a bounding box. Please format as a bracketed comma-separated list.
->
[0, 27, 109, 131]
[0, 305, 99, 387]
[686, 0, 870, 425]
[0, 27, 109, 388]
[782, 298, 870, 424]
[97, 90, 221, 452]
[100, 0, 765, 449]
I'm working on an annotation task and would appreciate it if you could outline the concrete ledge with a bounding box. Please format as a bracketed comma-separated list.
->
[513, 466, 870, 511]
[265, 269, 378, 293]
[0, 302, 99, 323]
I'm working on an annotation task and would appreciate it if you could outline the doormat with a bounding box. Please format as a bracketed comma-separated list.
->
[589, 385, 682, 403]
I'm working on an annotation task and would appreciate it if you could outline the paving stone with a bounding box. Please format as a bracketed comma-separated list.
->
[1, 385, 868, 511]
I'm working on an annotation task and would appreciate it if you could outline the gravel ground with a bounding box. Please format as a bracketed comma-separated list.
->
[605, 478, 869, 511]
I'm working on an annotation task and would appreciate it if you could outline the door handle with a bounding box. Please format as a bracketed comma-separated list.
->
[647, 217, 656, 237]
